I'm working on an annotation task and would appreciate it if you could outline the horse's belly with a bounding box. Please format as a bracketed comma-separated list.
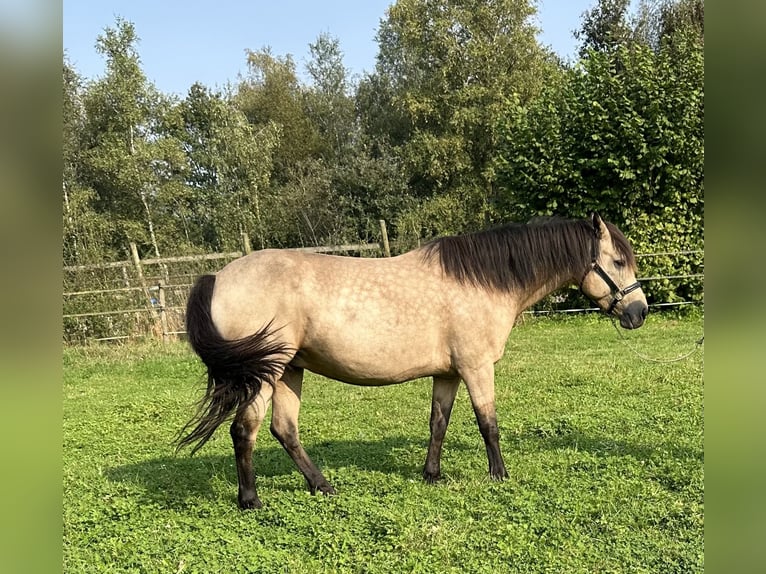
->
[291, 338, 451, 386]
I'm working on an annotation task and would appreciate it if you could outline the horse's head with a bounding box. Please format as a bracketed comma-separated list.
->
[579, 214, 648, 329]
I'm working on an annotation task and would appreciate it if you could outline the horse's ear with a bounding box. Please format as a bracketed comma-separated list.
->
[591, 212, 608, 239]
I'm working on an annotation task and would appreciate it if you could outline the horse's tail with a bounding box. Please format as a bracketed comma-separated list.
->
[176, 274, 292, 454]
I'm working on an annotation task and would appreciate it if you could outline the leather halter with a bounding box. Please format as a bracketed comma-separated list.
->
[581, 234, 642, 315]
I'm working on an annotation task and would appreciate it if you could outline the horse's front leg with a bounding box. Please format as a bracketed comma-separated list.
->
[423, 376, 460, 483]
[230, 383, 273, 509]
[460, 363, 509, 481]
[270, 366, 335, 496]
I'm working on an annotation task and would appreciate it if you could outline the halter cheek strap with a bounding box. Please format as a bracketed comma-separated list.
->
[591, 263, 642, 314]
[581, 235, 642, 316]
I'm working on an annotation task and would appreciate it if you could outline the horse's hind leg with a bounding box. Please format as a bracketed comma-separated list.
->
[230, 383, 274, 509]
[461, 364, 509, 481]
[270, 366, 335, 495]
[423, 376, 461, 483]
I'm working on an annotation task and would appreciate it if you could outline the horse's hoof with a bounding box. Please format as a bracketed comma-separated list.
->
[238, 496, 263, 510]
[490, 469, 509, 481]
[423, 471, 441, 484]
[309, 482, 336, 496]
[318, 483, 336, 496]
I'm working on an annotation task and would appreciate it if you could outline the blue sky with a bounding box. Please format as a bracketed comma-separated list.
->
[63, 0, 598, 97]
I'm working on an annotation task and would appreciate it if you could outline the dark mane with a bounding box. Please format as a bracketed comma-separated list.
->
[419, 217, 636, 292]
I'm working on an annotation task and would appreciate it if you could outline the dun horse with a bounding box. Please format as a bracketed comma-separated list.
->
[178, 214, 648, 509]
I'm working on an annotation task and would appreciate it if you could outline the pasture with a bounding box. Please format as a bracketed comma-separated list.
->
[63, 312, 703, 573]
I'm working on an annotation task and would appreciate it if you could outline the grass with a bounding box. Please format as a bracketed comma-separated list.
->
[63, 311, 704, 573]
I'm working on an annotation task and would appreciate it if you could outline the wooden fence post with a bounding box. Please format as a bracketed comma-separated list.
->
[157, 280, 171, 342]
[241, 232, 252, 255]
[129, 242, 160, 330]
[379, 220, 391, 257]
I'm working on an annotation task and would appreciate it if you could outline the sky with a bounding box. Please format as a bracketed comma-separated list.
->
[63, 0, 598, 97]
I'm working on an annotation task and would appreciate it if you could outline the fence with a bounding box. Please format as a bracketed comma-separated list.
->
[63, 222, 703, 343]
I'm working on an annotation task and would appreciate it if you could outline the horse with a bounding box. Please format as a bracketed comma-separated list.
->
[177, 214, 648, 509]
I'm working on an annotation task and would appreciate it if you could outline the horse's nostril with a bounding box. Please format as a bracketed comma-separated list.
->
[641, 306, 648, 319]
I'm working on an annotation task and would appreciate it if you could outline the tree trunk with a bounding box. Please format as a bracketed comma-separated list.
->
[140, 188, 161, 258]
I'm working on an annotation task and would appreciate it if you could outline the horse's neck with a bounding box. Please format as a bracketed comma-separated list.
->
[513, 273, 573, 312]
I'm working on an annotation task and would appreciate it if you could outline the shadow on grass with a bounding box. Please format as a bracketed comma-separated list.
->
[106, 423, 701, 508]
[106, 435, 430, 508]
[511, 420, 703, 462]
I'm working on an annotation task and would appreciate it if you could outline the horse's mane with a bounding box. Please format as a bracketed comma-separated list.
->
[419, 217, 636, 292]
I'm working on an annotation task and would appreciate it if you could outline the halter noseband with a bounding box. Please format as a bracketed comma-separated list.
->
[581, 234, 642, 315]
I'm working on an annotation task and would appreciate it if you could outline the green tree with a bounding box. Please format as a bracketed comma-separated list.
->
[63, 59, 113, 264]
[174, 83, 280, 251]
[234, 44, 355, 247]
[369, 0, 552, 238]
[356, 72, 410, 154]
[304, 33, 355, 161]
[79, 18, 186, 258]
[575, 0, 634, 57]
[235, 49, 321, 181]
[302, 33, 411, 244]
[634, 0, 704, 51]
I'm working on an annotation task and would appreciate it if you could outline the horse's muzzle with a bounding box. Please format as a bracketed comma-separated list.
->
[619, 300, 648, 329]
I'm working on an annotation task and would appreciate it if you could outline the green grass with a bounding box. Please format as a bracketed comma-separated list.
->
[63, 311, 704, 573]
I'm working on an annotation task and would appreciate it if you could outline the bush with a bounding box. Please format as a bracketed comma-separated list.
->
[494, 32, 703, 305]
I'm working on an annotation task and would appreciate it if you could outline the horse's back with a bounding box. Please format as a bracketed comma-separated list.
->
[211, 249, 424, 321]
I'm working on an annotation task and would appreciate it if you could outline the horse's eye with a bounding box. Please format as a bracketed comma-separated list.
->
[614, 259, 626, 268]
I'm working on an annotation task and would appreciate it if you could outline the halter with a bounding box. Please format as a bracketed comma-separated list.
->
[581, 234, 642, 315]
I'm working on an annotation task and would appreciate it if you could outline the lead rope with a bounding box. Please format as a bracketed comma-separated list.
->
[610, 317, 704, 364]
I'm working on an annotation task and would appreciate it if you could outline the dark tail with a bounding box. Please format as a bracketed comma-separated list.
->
[176, 274, 293, 454]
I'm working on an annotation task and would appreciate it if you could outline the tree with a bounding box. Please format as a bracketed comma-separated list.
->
[173, 83, 281, 251]
[63, 59, 113, 264]
[575, 0, 633, 57]
[234, 49, 321, 181]
[79, 18, 185, 258]
[368, 0, 552, 237]
[634, 0, 704, 51]
[304, 33, 356, 161]
[302, 33, 411, 244]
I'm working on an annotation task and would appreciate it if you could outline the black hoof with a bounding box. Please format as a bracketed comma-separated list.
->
[318, 483, 336, 496]
[423, 471, 441, 484]
[310, 482, 336, 496]
[490, 469, 509, 481]
[238, 495, 263, 510]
